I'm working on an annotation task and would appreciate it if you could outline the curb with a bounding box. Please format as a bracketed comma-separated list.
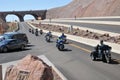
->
[27, 22, 120, 55]
[39, 55, 67, 80]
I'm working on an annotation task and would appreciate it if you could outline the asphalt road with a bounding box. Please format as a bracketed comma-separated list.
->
[0, 22, 120, 80]
[47, 21, 120, 34]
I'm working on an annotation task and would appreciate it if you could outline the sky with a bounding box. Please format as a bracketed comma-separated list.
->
[0, 0, 72, 21]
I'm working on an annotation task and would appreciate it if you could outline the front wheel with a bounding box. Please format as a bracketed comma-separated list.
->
[105, 54, 111, 63]
[58, 44, 64, 51]
[2, 47, 8, 53]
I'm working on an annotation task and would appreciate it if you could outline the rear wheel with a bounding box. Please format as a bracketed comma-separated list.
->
[2, 47, 8, 53]
[90, 52, 96, 61]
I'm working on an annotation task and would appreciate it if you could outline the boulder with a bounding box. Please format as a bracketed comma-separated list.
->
[4, 54, 53, 80]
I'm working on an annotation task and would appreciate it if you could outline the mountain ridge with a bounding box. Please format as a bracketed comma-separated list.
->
[46, 0, 120, 18]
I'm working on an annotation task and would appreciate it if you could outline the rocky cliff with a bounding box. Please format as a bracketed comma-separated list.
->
[46, 0, 120, 18]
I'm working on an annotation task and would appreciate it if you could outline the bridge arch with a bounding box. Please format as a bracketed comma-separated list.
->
[5, 13, 24, 22]
[24, 14, 36, 21]
[0, 10, 47, 22]
[6, 14, 20, 22]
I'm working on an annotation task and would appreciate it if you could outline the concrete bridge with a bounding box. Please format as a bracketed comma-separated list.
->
[0, 10, 47, 22]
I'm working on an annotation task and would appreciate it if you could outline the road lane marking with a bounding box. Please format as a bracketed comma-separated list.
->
[69, 43, 91, 53]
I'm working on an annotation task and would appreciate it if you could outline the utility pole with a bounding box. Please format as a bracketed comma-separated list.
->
[74, 16, 76, 20]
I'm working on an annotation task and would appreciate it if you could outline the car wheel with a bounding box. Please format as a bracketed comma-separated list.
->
[2, 47, 8, 53]
[21, 45, 25, 50]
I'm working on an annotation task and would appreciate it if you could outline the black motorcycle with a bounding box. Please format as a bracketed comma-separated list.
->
[32, 29, 34, 34]
[35, 29, 39, 36]
[29, 28, 31, 33]
[40, 30, 43, 35]
[90, 45, 112, 63]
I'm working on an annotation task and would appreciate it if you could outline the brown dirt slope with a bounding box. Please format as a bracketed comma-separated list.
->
[46, 0, 120, 18]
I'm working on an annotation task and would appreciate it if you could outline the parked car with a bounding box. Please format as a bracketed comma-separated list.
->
[2, 32, 29, 44]
[0, 39, 27, 53]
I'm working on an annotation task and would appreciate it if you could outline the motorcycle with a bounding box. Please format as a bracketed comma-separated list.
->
[90, 45, 112, 63]
[56, 39, 64, 51]
[29, 28, 31, 33]
[45, 34, 52, 42]
[32, 29, 34, 34]
[40, 30, 43, 35]
[35, 29, 39, 36]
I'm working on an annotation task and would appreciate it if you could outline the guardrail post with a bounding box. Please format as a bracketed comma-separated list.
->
[0, 65, 2, 80]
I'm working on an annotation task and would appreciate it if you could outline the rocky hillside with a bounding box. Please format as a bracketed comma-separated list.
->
[0, 18, 8, 34]
[46, 0, 120, 18]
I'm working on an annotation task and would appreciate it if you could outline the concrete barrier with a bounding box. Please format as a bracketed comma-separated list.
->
[29, 21, 120, 36]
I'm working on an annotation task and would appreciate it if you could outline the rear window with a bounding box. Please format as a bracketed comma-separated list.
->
[12, 34, 27, 39]
[3, 33, 28, 43]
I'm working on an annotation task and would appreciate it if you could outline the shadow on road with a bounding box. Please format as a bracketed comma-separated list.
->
[27, 44, 35, 47]
[91, 58, 120, 64]
[46, 41, 54, 43]
[62, 48, 72, 52]
[110, 59, 120, 64]
[0, 48, 32, 54]
[9, 48, 32, 53]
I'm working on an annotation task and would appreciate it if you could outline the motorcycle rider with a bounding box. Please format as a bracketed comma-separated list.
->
[40, 29, 43, 35]
[99, 40, 111, 57]
[45, 31, 52, 37]
[60, 33, 66, 39]
[93, 40, 105, 58]
[56, 37, 63, 47]
[35, 28, 39, 36]
[45, 31, 52, 41]
[100, 40, 105, 53]
[59, 33, 67, 43]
